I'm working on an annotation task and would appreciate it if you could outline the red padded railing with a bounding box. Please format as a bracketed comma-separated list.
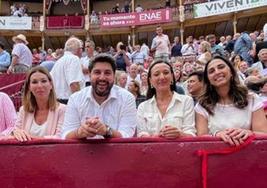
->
[0, 136, 266, 188]
[0, 74, 25, 111]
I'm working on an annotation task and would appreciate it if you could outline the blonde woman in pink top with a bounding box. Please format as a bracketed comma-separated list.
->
[11, 66, 66, 142]
[0, 92, 17, 136]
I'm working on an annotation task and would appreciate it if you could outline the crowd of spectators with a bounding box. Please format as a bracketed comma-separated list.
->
[10, 3, 28, 17]
[0, 22, 267, 146]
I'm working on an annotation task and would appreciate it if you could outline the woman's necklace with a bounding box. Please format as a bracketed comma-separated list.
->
[156, 93, 173, 118]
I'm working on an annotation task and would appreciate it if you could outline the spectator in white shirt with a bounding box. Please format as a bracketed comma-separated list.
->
[61, 54, 137, 139]
[116, 72, 128, 89]
[140, 41, 149, 58]
[181, 36, 197, 56]
[135, 4, 143, 13]
[50, 37, 85, 104]
[81, 39, 97, 86]
[90, 10, 98, 24]
[131, 45, 146, 65]
[126, 63, 141, 88]
[151, 26, 171, 62]
[137, 60, 196, 138]
[7, 34, 32, 74]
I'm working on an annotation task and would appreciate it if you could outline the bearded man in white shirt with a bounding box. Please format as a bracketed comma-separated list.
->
[62, 54, 137, 139]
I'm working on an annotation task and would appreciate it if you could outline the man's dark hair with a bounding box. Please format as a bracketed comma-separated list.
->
[89, 53, 116, 73]
[188, 71, 204, 82]
[0, 42, 4, 49]
[206, 34, 216, 41]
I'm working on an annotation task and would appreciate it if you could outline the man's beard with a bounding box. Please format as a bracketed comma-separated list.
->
[92, 80, 114, 97]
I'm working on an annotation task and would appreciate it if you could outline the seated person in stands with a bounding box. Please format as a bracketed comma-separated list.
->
[0, 42, 11, 73]
[11, 66, 66, 142]
[0, 92, 17, 136]
[116, 71, 127, 89]
[197, 41, 212, 65]
[187, 71, 204, 105]
[137, 60, 196, 138]
[127, 80, 146, 108]
[61, 54, 137, 139]
[195, 56, 267, 146]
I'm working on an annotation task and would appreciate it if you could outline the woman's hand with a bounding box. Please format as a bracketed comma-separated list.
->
[12, 128, 32, 142]
[216, 128, 253, 146]
[159, 125, 181, 139]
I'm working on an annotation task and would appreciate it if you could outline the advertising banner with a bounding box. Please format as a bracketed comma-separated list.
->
[193, 0, 267, 18]
[100, 9, 172, 28]
[0, 16, 32, 30]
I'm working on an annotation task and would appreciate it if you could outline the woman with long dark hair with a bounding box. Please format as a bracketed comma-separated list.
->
[137, 60, 195, 138]
[195, 56, 267, 145]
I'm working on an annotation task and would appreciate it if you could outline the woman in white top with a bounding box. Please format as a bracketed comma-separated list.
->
[195, 56, 267, 146]
[137, 60, 195, 139]
[197, 41, 212, 65]
[12, 66, 66, 142]
[231, 54, 247, 83]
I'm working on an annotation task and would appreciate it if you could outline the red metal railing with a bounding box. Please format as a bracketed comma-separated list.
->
[0, 74, 25, 111]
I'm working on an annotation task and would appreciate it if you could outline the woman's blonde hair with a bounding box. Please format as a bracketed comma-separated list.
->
[200, 41, 211, 53]
[23, 66, 58, 113]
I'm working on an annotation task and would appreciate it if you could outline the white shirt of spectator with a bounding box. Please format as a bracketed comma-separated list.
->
[137, 92, 196, 137]
[50, 51, 85, 99]
[90, 13, 98, 24]
[130, 51, 146, 65]
[140, 43, 150, 57]
[126, 74, 141, 89]
[181, 43, 197, 56]
[61, 85, 137, 139]
[194, 94, 263, 136]
[12, 43, 32, 67]
[80, 52, 97, 83]
[151, 34, 170, 56]
[135, 6, 143, 13]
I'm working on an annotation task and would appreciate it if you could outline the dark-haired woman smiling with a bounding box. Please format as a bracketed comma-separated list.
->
[137, 60, 195, 138]
[195, 56, 267, 146]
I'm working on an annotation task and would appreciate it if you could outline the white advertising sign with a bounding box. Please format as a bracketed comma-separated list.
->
[0, 16, 32, 30]
[193, 0, 267, 18]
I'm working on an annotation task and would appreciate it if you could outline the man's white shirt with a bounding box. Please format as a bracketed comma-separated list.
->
[50, 51, 85, 99]
[61, 85, 137, 139]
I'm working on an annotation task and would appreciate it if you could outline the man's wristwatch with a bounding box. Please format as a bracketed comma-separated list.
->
[104, 125, 113, 138]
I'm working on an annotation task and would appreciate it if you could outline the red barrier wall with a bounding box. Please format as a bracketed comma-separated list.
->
[0, 74, 25, 89]
[0, 137, 266, 188]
